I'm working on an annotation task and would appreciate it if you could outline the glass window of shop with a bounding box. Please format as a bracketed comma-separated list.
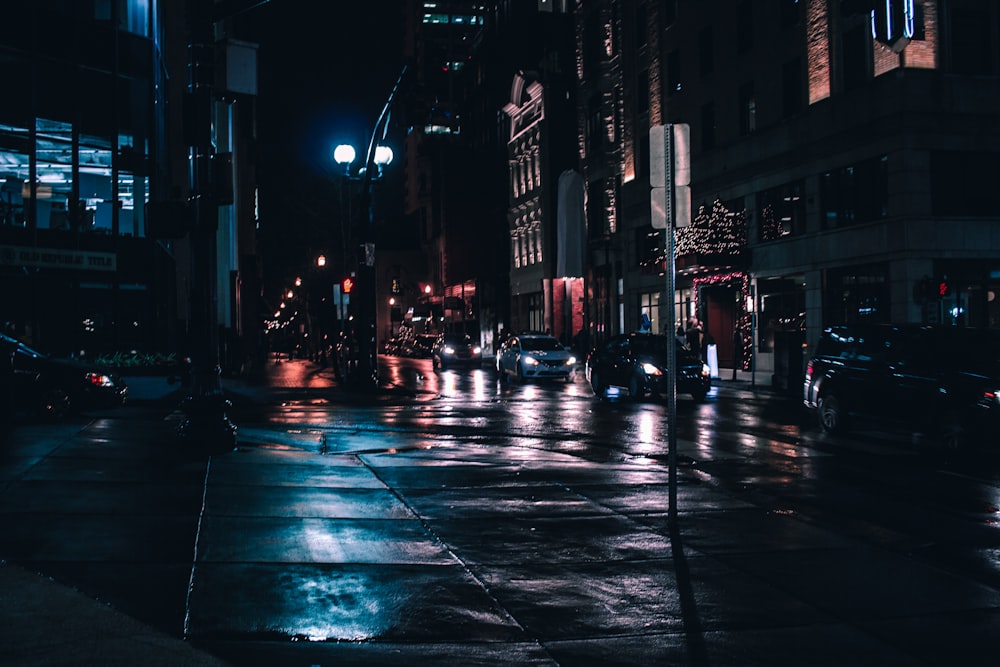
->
[824, 265, 889, 325]
[757, 276, 805, 353]
[0, 90, 150, 236]
[757, 180, 805, 241]
[639, 291, 660, 334]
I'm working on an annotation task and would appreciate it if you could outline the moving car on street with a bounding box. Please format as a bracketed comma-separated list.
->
[2, 333, 127, 418]
[496, 333, 576, 383]
[803, 324, 1000, 449]
[585, 333, 711, 402]
[432, 332, 482, 371]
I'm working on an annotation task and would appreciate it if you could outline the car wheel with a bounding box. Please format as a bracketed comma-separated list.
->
[516, 363, 525, 383]
[627, 373, 646, 401]
[497, 361, 508, 385]
[690, 387, 708, 403]
[590, 368, 606, 398]
[817, 393, 845, 433]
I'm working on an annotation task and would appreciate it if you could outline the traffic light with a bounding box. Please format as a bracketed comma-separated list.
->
[341, 277, 354, 294]
[938, 277, 951, 298]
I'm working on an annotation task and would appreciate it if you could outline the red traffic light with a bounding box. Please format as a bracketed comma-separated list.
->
[342, 277, 354, 294]
[938, 280, 950, 297]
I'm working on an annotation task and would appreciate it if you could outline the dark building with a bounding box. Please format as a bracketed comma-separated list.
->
[576, 0, 1000, 389]
[0, 2, 261, 376]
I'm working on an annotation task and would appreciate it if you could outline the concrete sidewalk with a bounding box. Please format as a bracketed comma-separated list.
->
[0, 561, 228, 666]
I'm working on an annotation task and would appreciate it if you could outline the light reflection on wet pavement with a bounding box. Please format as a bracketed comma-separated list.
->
[4, 356, 1000, 665]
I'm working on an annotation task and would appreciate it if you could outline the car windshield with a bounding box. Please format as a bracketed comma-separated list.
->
[1, 334, 45, 359]
[520, 336, 563, 351]
[444, 334, 472, 345]
[630, 335, 669, 356]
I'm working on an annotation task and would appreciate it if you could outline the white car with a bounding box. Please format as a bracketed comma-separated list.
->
[496, 333, 576, 383]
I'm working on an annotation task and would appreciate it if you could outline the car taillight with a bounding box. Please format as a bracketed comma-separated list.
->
[983, 390, 999, 407]
[86, 372, 114, 387]
[805, 360, 814, 380]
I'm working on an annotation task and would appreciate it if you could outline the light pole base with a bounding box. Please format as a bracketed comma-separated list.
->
[177, 392, 237, 453]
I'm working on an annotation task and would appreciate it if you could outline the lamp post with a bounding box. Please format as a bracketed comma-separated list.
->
[331, 65, 403, 392]
[177, 0, 237, 450]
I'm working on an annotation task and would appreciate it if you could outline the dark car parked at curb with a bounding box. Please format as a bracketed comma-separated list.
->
[432, 333, 482, 371]
[803, 324, 1000, 450]
[2, 333, 127, 419]
[586, 333, 711, 402]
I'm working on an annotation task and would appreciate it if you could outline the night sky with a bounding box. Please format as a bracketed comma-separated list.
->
[236, 1, 406, 292]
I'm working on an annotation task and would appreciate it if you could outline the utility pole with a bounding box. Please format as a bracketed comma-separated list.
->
[650, 123, 690, 524]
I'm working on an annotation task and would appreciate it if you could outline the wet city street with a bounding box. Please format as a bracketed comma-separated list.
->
[3, 355, 1000, 665]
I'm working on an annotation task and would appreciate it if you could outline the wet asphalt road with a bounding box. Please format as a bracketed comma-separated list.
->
[3, 355, 1000, 665]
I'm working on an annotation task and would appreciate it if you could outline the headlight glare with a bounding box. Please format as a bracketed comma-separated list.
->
[641, 362, 662, 375]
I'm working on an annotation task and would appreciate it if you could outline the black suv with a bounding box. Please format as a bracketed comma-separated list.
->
[803, 324, 1000, 449]
[586, 333, 711, 402]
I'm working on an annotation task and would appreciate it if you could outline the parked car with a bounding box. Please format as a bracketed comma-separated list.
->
[803, 324, 1000, 449]
[496, 333, 576, 383]
[403, 333, 437, 358]
[2, 333, 127, 418]
[585, 333, 711, 402]
[432, 332, 482, 371]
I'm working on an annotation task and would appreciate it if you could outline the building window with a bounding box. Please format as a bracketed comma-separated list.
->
[824, 265, 889, 325]
[587, 97, 603, 155]
[639, 291, 660, 335]
[663, 0, 677, 26]
[635, 4, 647, 48]
[636, 226, 661, 275]
[950, 6, 995, 75]
[528, 293, 544, 332]
[781, 57, 803, 117]
[820, 155, 888, 229]
[780, 0, 800, 28]
[757, 180, 805, 241]
[757, 276, 805, 353]
[699, 26, 714, 77]
[636, 69, 649, 115]
[841, 24, 870, 91]
[737, 1, 754, 53]
[700, 102, 715, 151]
[667, 49, 681, 96]
[738, 81, 756, 136]
[931, 151, 1000, 216]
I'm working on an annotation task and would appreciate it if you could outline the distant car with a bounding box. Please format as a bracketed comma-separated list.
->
[403, 333, 437, 358]
[432, 333, 482, 371]
[2, 333, 127, 418]
[585, 333, 711, 402]
[803, 323, 1000, 450]
[496, 333, 576, 383]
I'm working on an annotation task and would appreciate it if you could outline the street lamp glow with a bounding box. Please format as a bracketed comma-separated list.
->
[317, 254, 326, 267]
[334, 144, 356, 167]
[374, 145, 393, 166]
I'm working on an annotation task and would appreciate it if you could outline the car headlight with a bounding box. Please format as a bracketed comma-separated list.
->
[523, 355, 539, 366]
[444, 346, 455, 355]
[566, 356, 577, 366]
[641, 362, 662, 375]
[701, 363, 711, 377]
[86, 372, 114, 387]
[473, 346, 481, 354]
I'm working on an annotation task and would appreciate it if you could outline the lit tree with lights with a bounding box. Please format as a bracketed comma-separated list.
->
[676, 198, 753, 370]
